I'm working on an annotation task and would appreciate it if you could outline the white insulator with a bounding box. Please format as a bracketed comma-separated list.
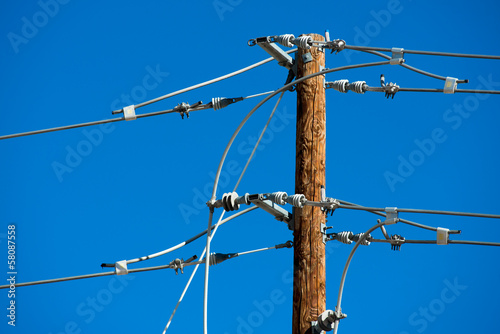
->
[292, 35, 312, 49]
[287, 194, 306, 208]
[330, 80, 349, 93]
[222, 192, 239, 211]
[276, 34, 295, 48]
[212, 97, 223, 111]
[336, 231, 353, 244]
[353, 233, 371, 245]
[350, 81, 366, 94]
[270, 191, 287, 205]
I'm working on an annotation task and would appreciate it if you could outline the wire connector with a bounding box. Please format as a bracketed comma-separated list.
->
[436, 227, 449, 245]
[390, 234, 405, 251]
[390, 47, 405, 65]
[115, 260, 128, 275]
[385, 207, 399, 225]
[123, 105, 137, 121]
[275, 240, 293, 249]
[443, 77, 458, 94]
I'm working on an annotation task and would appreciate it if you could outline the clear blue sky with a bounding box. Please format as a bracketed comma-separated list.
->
[1, 1, 500, 333]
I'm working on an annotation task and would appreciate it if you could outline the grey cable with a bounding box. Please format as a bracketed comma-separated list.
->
[336, 199, 461, 234]
[0, 261, 201, 290]
[354, 49, 468, 83]
[370, 238, 500, 247]
[210, 60, 392, 202]
[365, 86, 500, 94]
[333, 222, 385, 334]
[134, 50, 297, 109]
[125, 206, 258, 265]
[203, 209, 214, 334]
[343, 44, 500, 60]
[0, 90, 277, 141]
[337, 203, 500, 219]
[233, 91, 285, 191]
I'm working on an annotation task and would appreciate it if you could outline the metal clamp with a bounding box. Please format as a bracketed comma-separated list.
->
[390, 47, 405, 65]
[123, 105, 136, 121]
[115, 260, 128, 275]
[436, 227, 449, 245]
[443, 77, 458, 94]
[312, 309, 347, 333]
[385, 207, 398, 225]
[390, 234, 405, 251]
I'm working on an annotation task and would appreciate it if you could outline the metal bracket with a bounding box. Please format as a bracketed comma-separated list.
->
[248, 194, 293, 224]
[385, 207, 398, 225]
[256, 37, 294, 70]
[443, 77, 458, 94]
[123, 105, 136, 121]
[302, 52, 313, 64]
[321, 222, 327, 245]
[390, 47, 405, 65]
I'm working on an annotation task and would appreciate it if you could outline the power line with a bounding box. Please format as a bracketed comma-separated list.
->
[102, 206, 258, 266]
[0, 260, 200, 290]
[233, 91, 285, 191]
[333, 222, 384, 334]
[337, 203, 500, 219]
[0, 91, 273, 141]
[370, 238, 500, 247]
[133, 49, 297, 110]
[343, 44, 500, 60]
[336, 199, 462, 234]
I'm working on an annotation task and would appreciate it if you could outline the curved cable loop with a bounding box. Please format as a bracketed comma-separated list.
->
[233, 91, 285, 191]
[333, 222, 384, 334]
[210, 60, 391, 202]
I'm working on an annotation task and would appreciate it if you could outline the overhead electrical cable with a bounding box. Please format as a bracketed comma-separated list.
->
[132, 49, 297, 109]
[342, 44, 500, 60]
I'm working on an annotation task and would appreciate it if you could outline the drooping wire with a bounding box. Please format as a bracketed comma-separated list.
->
[0, 260, 201, 290]
[112, 206, 258, 266]
[337, 203, 500, 219]
[233, 91, 285, 191]
[350, 48, 469, 83]
[332, 222, 384, 334]
[342, 44, 500, 60]
[0, 90, 277, 141]
[336, 199, 463, 234]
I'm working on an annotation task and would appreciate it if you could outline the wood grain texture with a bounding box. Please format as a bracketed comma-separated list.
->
[292, 33, 326, 334]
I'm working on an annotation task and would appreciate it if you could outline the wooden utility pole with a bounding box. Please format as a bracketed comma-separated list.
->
[293, 33, 326, 334]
